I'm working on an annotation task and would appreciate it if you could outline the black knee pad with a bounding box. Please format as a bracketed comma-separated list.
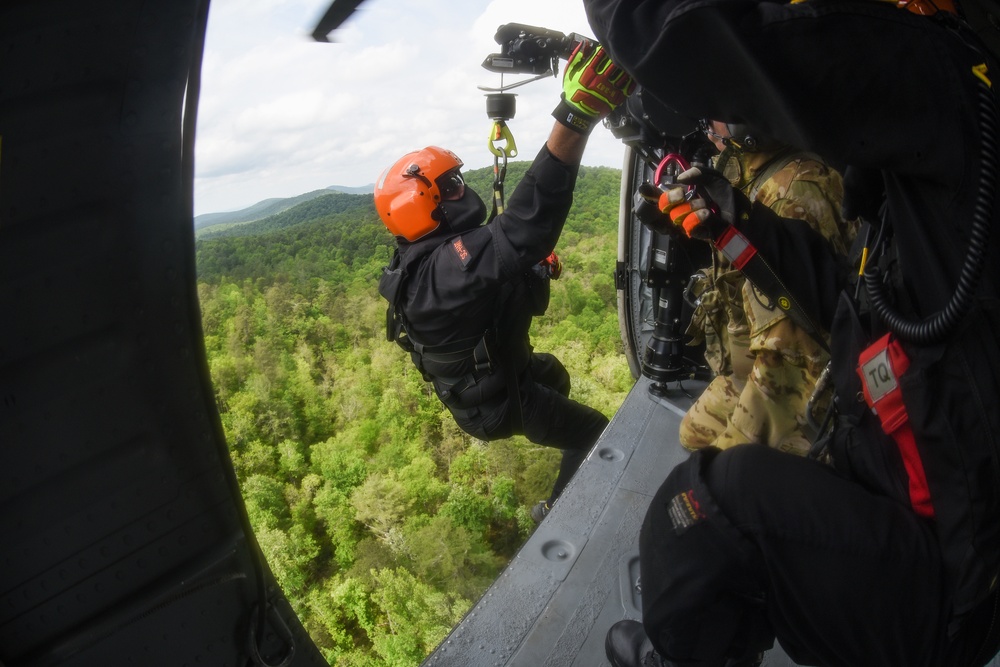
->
[638, 448, 772, 665]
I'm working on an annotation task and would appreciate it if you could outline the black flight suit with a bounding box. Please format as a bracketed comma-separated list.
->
[583, 0, 1000, 665]
[384, 145, 609, 504]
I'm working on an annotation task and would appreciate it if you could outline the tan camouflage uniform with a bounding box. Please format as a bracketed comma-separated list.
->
[679, 146, 857, 456]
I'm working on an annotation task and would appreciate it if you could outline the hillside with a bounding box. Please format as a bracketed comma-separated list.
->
[194, 184, 375, 233]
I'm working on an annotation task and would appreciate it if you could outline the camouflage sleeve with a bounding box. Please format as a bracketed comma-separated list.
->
[678, 374, 742, 450]
[754, 159, 857, 255]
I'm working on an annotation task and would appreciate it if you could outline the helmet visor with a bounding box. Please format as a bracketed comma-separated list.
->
[437, 169, 465, 201]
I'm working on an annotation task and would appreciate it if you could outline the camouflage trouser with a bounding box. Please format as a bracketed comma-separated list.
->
[681, 282, 830, 456]
[712, 347, 821, 457]
[678, 373, 743, 450]
[680, 268, 751, 451]
[685, 269, 748, 378]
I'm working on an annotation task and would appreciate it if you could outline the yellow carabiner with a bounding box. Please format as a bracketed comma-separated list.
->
[488, 120, 518, 158]
[973, 62, 992, 88]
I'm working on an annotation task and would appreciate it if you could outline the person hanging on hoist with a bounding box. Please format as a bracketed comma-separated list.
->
[374, 41, 634, 523]
[585, 0, 1000, 665]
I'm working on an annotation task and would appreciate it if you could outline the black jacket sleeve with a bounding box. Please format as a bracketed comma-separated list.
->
[490, 144, 580, 278]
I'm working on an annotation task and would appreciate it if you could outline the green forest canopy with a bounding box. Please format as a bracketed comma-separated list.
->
[195, 162, 633, 666]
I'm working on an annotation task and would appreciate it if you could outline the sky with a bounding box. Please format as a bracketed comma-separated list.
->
[193, 0, 631, 217]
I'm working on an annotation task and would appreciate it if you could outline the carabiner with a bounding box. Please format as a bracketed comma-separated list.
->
[654, 153, 691, 189]
[488, 120, 518, 158]
[683, 272, 709, 309]
[492, 149, 508, 216]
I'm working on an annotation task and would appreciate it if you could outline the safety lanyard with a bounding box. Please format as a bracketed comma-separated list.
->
[488, 119, 517, 220]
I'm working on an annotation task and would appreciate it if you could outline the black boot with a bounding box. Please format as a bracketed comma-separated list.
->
[530, 500, 551, 523]
[605, 620, 762, 667]
[605, 619, 667, 667]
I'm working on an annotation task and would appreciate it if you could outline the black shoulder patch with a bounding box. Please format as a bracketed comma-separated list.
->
[450, 237, 472, 268]
[668, 489, 707, 535]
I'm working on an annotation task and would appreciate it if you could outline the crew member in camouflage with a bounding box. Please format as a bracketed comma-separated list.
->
[679, 121, 857, 455]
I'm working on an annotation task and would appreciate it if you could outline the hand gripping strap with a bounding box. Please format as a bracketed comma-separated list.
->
[857, 333, 935, 518]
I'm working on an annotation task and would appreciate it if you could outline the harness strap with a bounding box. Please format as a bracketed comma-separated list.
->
[857, 333, 934, 519]
[714, 226, 831, 353]
[398, 327, 495, 377]
[489, 145, 509, 223]
[379, 246, 527, 431]
[413, 334, 488, 361]
[503, 345, 523, 433]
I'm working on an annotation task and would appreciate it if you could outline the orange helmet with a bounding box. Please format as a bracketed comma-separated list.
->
[374, 146, 464, 241]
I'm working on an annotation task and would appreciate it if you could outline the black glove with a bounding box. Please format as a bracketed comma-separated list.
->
[658, 167, 751, 241]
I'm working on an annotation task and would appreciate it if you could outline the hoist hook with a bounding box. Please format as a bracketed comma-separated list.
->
[488, 120, 518, 158]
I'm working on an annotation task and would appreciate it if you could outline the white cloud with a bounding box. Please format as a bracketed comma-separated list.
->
[193, 0, 627, 215]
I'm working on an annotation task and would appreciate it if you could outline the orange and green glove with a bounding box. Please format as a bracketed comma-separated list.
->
[552, 40, 635, 135]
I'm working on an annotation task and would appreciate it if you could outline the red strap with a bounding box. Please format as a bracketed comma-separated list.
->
[715, 226, 757, 269]
[857, 334, 934, 518]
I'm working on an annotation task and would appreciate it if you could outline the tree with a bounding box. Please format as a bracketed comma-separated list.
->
[368, 568, 469, 667]
[349, 472, 412, 554]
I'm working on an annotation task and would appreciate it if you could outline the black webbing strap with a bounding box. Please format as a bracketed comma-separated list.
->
[380, 249, 407, 344]
[379, 247, 525, 430]
[503, 348, 523, 434]
[412, 334, 487, 361]
[714, 225, 830, 353]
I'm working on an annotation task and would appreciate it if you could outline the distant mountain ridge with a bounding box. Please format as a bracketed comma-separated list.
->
[192, 162, 625, 244]
[194, 191, 377, 242]
[195, 184, 374, 231]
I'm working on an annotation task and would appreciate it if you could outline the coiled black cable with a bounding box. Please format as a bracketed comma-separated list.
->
[864, 76, 997, 344]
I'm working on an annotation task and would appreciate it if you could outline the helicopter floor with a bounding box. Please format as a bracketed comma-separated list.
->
[421, 374, 1000, 667]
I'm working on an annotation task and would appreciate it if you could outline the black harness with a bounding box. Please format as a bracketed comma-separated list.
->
[378, 246, 526, 428]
